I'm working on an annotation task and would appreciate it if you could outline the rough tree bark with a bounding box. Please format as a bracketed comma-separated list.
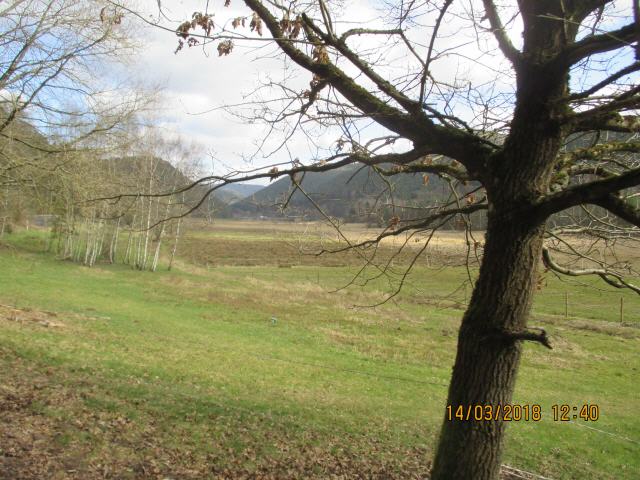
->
[433, 11, 572, 472]
[432, 207, 547, 478]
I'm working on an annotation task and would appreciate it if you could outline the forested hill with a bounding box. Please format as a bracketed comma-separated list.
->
[225, 163, 477, 224]
[219, 183, 263, 199]
[0, 110, 262, 222]
[100, 156, 240, 208]
[224, 131, 638, 224]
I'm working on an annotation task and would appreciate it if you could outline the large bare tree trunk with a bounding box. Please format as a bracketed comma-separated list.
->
[432, 56, 566, 476]
[431, 209, 545, 479]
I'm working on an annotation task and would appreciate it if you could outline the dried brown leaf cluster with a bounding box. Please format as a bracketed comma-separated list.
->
[175, 12, 215, 53]
[98, 6, 123, 25]
[192, 12, 215, 36]
[176, 7, 304, 58]
[176, 12, 214, 39]
[231, 16, 246, 29]
[217, 39, 234, 56]
[312, 44, 329, 64]
[280, 13, 303, 39]
[250, 12, 263, 36]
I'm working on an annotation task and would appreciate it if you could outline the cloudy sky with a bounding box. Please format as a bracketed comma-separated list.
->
[125, 0, 378, 182]
[119, 0, 635, 182]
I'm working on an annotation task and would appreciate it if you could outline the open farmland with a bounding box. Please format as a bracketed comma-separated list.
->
[178, 219, 479, 268]
[0, 221, 639, 479]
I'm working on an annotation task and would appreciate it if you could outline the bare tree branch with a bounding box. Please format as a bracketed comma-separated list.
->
[243, 0, 493, 172]
[481, 0, 521, 64]
[557, 22, 637, 67]
[542, 246, 640, 294]
[536, 167, 640, 218]
[571, 114, 640, 133]
[568, 62, 640, 101]
[594, 194, 640, 227]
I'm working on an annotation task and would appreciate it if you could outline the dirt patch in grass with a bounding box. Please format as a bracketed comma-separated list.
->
[568, 320, 640, 339]
[0, 358, 86, 479]
[0, 241, 17, 252]
[0, 305, 111, 329]
[0, 304, 65, 328]
[536, 314, 640, 339]
[0, 355, 204, 480]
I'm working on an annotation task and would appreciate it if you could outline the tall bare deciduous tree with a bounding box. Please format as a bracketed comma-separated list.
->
[0, 0, 147, 227]
[0, 0, 133, 135]
[132, 1, 639, 478]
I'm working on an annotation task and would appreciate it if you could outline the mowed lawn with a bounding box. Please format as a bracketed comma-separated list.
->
[0, 228, 638, 479]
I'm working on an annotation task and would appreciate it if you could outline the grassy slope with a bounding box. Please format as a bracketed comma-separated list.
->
[0, 229, 638, 479]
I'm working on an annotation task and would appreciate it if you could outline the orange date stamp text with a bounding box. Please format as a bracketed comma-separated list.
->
[446, 404, 542, 422]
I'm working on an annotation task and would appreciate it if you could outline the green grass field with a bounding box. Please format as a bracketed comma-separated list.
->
[0, 225, 638, 479]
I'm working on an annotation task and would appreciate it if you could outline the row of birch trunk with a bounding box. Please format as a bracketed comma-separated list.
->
[54, 204, 183, 271]
[51, 152, 189, 271]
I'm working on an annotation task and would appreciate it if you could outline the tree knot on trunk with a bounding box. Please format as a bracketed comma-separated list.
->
[491, 327, 552, 349]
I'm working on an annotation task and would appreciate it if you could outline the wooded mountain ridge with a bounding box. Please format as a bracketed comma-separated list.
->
[2, 111, 636, 229]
